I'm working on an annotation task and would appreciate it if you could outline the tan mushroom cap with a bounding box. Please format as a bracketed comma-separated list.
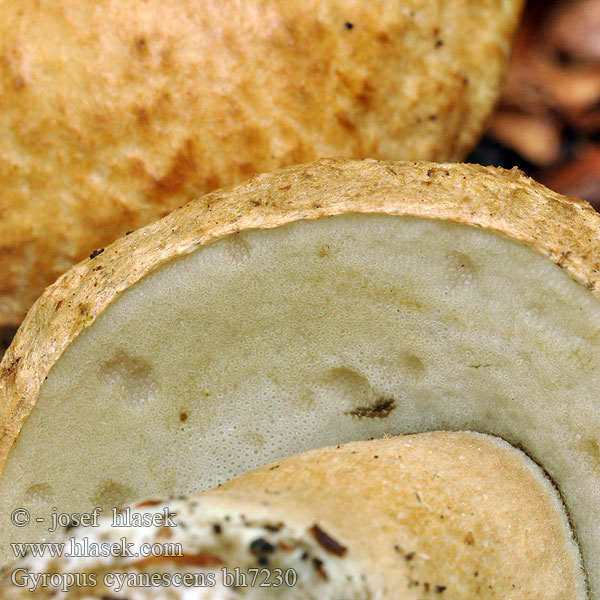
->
[1, 158, 599, 596]
[211, 431, 586, 598]
[0, 0, 524, 328]
[0, 432, 587, 598]
[3, 158, 600, 460]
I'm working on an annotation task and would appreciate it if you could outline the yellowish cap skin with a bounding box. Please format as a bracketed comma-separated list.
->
[0, 0, 524, 328]
[0, 432, 586, 599]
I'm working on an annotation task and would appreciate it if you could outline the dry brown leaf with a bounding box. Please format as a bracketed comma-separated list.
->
[539, 145, 600, 205]
[488, 109, 562, 166]
[543, 0, 600, 62]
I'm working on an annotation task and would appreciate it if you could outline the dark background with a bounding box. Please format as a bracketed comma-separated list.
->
[468, 0, 600, 209]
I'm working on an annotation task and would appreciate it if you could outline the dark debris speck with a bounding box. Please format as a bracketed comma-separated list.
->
[310, 524, 347, 556]
[250, 538, 275, 557]
[64, 520, 76, 532]
[346, 397, 396, 419]
[313, 557, 328, 580]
